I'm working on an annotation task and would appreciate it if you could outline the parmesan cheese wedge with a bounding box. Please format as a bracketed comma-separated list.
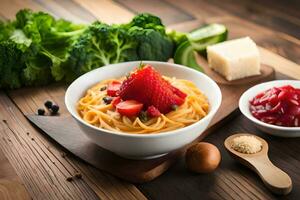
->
[207, 37, 260, 81]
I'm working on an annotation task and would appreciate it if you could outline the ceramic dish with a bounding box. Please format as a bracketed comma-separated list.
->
[65, 61, 222, 159]
[239, 80, 300, 137]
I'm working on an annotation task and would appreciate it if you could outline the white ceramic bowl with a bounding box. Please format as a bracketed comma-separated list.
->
[239, 80, 300, 138]
[65, 61, 222, 159]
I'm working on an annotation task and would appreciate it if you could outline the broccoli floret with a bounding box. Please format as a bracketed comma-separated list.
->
[0, 10, 176, 89]
[68, 22, 137, 77]
[126, 13, 174, 61]
[67, 17, 174, 78]
[23, 51, 53, 86]
[0, 21, 15, 42]
[126, 13, 165, 33]
[129, 27, 174, 61]
[0, 30, 53, 88]
[0, 41, 24, 88]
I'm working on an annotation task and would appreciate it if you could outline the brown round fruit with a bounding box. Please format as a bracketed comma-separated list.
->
[185, 142, 221, 173]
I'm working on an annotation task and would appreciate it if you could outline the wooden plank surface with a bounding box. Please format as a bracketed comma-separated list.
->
[114, 0, 194, 25]
[4, 86, 146, 200]
[0, 0, 299, 199]
[73, 0, 134, 24]
[0, 92, 100, 200]
[203, 0, 300, 40]
[0, 148, 31, 200]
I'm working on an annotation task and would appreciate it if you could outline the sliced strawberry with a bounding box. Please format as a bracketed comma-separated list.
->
[111, 96, 121, 107]
[147, 106, 161, 117]
[107, 81, 121, 97]
[119, 66, 186, 114]
[116, 100, 143, 117]
[170, 85, 187, 99]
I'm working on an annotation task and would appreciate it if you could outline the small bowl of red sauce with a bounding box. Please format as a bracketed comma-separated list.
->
[239, 80, 300, 137]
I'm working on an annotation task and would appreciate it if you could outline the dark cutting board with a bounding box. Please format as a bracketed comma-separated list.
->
[26, 65, 275, 183]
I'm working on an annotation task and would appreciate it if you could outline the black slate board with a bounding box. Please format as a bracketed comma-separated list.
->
[26, 114, 179, 183]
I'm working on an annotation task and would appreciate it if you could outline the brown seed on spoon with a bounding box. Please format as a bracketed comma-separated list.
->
[224, 133, 292, 195]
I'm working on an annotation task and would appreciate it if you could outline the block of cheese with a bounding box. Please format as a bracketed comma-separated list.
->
[207, 37, 260, 81]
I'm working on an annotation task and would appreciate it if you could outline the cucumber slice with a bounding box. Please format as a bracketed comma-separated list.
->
[173, 23, 227, 73]
[174, 41, 203, 72]
[188, 23, 227, 55]
[188, 24, 227, 42]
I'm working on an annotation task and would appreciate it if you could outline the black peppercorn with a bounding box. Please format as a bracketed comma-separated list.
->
[100, 86, 107, 91]
[51, 104, 59, 114]
[44, 100, 53, 109]
[171, 104, 178, 111]
[103, 96, 113, 104]
[37, 108, 45, 115]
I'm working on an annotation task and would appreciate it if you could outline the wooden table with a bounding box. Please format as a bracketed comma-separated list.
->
[0, 0, 299, 199]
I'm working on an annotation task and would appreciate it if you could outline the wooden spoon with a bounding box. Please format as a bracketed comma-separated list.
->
[196, 55, 275, 85]
[224, 133, 292, 195]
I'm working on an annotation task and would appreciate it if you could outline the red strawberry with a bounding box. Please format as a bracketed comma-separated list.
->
[119, 65, 186, 113]
[147, 106, 161, 117]
[170, 85, 187, 99]
[107, 81, 121, 97]
[116, 100, 143, 117]
[111, 96, 121, 107]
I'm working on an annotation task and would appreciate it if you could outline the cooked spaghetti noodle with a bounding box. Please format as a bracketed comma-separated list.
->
[77, 76, 209, 134]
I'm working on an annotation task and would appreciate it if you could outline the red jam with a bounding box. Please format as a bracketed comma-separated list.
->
[249, 85, 300, 127]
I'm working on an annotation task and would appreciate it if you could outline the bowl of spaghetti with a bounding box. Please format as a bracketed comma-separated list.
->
[65, 61, 222, 159]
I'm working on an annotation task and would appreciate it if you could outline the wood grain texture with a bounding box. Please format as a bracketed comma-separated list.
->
[0, 148, 31, 200]
[203, 0, 300, 40]
[49, 0, 96, 23]
[166, 0, 300, 40]
[5, 86, 147, 200]
[26, 114, 179, 183]
[0, 92, 99, 200]
[0, 0, 49, 19]
[114, 0, 194, 25]
[73, 0, 134, 24]
[33, 0, 92, 23]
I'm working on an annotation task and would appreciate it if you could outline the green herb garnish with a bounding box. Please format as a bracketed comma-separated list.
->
[139, 111, 148, 122]
[171, 104, 179, 111]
